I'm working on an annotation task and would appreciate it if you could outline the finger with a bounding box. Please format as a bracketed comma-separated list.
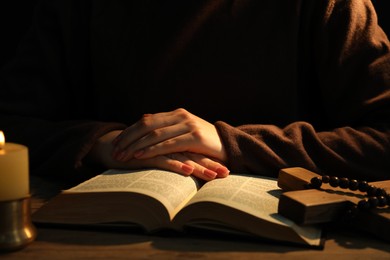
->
[117, 123, 190, 161]
[113, 108, 194, 149]
[184, 152, 230, 178]
[123, 155, 195, 176]
[130, 133, 197, 161]
[119, 153, 224, 181]
[166, 153, 219, 181]
[113, 111, 180, 149]
[154, 154, 195, 176]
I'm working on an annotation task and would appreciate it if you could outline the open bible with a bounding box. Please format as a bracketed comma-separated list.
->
[32, 169, 324, 247]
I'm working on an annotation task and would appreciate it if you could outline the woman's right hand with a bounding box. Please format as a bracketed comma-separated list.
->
[86, 130, 230, 181]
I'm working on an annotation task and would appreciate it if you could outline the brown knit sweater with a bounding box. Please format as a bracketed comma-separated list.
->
[0, 0, 389, 183]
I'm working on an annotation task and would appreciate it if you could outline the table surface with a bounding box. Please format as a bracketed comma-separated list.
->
[2, 176, 390, 259]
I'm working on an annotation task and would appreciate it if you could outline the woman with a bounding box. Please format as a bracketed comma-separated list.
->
[1, 0, 389, 183]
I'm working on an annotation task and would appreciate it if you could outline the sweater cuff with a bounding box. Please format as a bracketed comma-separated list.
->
[75, 122, 126, 170]
[214, 120, 244, 172]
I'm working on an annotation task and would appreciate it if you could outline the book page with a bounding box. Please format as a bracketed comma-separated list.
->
[184, 174, 321, 243]
[186, 174, 282, 222]
[67, 169, 201, 218]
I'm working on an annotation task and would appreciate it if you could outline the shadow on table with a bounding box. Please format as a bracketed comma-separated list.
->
[33, 224, 314, 253]
[323, 223, 390, 253]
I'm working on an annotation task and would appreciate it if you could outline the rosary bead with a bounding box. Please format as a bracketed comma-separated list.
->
[378, 196, 387, 207]
[358, 181, 369, 192]
[348, 179, 359, 191]
[367, 185, 377, 197]
[339, 177, 349, 189]
[329, 176, 339, 187]
[368, 196, 379, 208]
[376, 188, 387, 197]
[310, 177, 322, 189]
[322, 175, 330, 183]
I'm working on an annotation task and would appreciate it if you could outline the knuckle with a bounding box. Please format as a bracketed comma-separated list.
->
[174, 108, 187, 114]
[139, 115, 152, 128]
[191, 128, 202, 138]
[190, 128, 206, 143]
[175, 108, 191, 120]
[149, 129, 162, 138]
[185, 120, 197, 129]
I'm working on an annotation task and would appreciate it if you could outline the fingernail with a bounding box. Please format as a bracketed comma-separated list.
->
[204, 169, 218, 179]
[216, 166, 230, 176]
[181, 164, 194, 174]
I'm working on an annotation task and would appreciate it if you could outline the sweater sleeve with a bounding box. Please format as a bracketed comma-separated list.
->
[0, 0, 127, 183]
[0, 115, 126, 183]
[215, 0, 390, 181]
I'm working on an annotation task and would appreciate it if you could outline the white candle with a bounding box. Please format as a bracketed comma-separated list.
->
[0, 131, 29, 201]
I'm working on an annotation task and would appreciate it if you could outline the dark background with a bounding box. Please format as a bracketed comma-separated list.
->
[0, 0, 389, 69]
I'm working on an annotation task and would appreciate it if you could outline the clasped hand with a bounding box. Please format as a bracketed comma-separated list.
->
[90, 108, 230, 181]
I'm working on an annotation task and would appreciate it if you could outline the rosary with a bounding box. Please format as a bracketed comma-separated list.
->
[277, 167, 390, 241]
[309, 175, 390, 212]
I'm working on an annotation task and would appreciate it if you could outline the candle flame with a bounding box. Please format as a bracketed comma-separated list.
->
[0, 131, 4, 149]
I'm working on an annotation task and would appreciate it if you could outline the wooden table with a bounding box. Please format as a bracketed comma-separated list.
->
[2, 176, 390, 259]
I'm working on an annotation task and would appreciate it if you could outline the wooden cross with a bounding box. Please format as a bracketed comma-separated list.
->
[277, 167, 390, 242]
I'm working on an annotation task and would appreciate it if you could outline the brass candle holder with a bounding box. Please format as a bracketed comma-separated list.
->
[0, 196, 37, 252]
